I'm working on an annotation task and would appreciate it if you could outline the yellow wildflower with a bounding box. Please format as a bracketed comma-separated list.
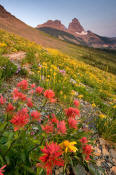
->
[60, 140, 77, 153]
[0, 43, 7, 47]
[99, 114, 106, 119]
[92, 103, 96, 108]
[78, 94, 83, 99]
[60, 91, 63, 95]
[42, 62, 47, 66]
[71, 90, 76, 96]
[113, 105, 116, 109]
[109, 102, 113, 105]
[53, 72, 57, 76]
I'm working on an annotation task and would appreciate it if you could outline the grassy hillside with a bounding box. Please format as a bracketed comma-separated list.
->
[0, 28, 116, 142]
[38, 31, 116, 75]
[1, 16, 116, 75]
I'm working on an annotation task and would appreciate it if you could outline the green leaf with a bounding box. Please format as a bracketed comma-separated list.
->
[22, 165, 35, 174]
[20, 152, 26, 162]
[69, 156, 73, 167]
[0, 136, 7, 144]
[0, 122, 7, 131]
[5, 155, 10, 165]
[0, 154, 4, 163]
[37, 167, 44, 175]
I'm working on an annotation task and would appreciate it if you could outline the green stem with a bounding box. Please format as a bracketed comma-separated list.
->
[3, 131, 22, 157]
[0, 123, 8, 137]
[3, 139, 16, 157]
[28, 137, 44, 153]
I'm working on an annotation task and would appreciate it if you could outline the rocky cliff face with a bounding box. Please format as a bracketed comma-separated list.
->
[37, 18, 87, 35]
[37, 20, 66, 31]
[68, 18, 85, 34]
[37, 18, 88, 37]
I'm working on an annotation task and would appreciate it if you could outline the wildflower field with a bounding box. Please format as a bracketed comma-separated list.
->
[0, 28, 116, 174]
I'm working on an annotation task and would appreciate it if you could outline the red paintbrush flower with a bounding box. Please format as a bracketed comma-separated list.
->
[18, 92, 26, 101]
[82, 144, 92, 160]
[41, 122, 53, 134]
[51, 114, 58, 124]
[6, 103, 15, 112]
[57, 120, 66, 134]
[17, 80, 28, 90]
[31, 83, 35, 88]
[49, 98, 56, 103]
[10, 108, 29, 131]
[64, 107, 80, 118]
[36, 86, 44, 94]
[80, 137, 88, 144]
[0, 95, 6, 105]
[44, 90, 55, 99]
[0, 165, 6, 175]
[37, 142, 64, 175]
[68, 117, 77, 129]
[27, 98, 33, 107]
[31, 110, 41, 121]
[74, 99, 79, 107]
[12, 88, 26, 101]
[12, 88, 20, 100]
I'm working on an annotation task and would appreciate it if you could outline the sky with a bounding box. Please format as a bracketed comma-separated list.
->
[0, 0, 116, 37]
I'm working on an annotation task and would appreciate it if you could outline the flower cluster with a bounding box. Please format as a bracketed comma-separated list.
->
[41, 101, 80, 135]
[12, 88, 26, 101]
[0, 80, 93, 175]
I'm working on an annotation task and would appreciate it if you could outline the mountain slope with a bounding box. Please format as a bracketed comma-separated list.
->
[38, 27, 87, 45]
[0, 5, 116, 75]
[0, 5, 61, 46]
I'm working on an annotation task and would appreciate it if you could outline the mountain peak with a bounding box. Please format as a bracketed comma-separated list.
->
[37, 19, 66, 31]
[72, 18, 80, 23]
[68, 18, 85, 34]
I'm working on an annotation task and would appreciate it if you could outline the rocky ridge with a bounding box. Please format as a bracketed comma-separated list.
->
[37, 17, 116, 49]
[37, 20, 66, 31]
[68, 18, 85, 34]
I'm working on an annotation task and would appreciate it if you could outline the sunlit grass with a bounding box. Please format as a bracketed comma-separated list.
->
[0, 28, 116, 142]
